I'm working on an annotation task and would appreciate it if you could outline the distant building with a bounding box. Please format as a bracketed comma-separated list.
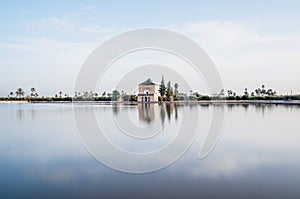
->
[137, 78, 159, 102]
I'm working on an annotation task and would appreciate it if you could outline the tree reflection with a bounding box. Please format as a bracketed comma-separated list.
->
[137, 103, 181, 125]
[160, 103, 166, 125]
[112, 105, 119, 115]
[138, 103, 154, 123]
[166, 103, 172, 121]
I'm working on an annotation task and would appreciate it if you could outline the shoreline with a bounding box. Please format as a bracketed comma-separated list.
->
[0, 100, 30, 104]
[1, 100, 300, 105]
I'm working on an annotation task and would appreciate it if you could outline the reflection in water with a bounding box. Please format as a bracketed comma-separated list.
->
[1, 103, 300, 198]
[136, 103, 180, 124]
[166, 103, 171, 121]
[112, 104, 119, 115]
[30, 107, 35, 120]
[138, 103, 156, 123]
[17, 108, 24, 121]
[174, 104, 178, 120]
[160, 103, 166, 125]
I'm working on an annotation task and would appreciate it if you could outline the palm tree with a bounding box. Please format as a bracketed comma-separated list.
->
[89, 91, 94, 98]
[15, 88, 25, 99]
[30, 87, 36, 97]
[267, 89, 275, 96]
[220, 89, 225, 96]
[120, 90, 126, 98]
[9, 92, 14, 98]
[174, 83, 178, 90]
[255, 88, 261, 96]
[190, 90, 193, 96]
[261, 85, 266, 96]
[83, 91, 89, 98]
[244, 88, 249, 96]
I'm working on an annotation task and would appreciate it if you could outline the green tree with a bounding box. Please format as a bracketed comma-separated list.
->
[89, 91, 94, 98]
[30, 87, 36, 97]
[261, 85, 266, 96]
[174, 83, 179, 100]
[242, 88, 249, 100]
[174, 83, 178, 94]
[121, 90, 126, 97]
[244, 88, 249, 96]
[129, 95, 137, 102]
[9, 92, 14, 98]
[112, 90, 120, 101]
[15, 88, 25, 99]
[167, 81, 171, 90]
[267, 89, 275, 96]
[159, 76, 166, 97]
[166, 89, 173, 100]
[83, 91, 89, 98]
[220, 89, 225, 96]
[255, 88, 261, 96]
[166, 81, 173, 101]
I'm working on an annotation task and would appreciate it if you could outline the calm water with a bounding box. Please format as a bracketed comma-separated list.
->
[1, 103, 300, 198]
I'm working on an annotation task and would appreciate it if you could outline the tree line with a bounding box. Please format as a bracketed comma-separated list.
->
[1, 83, 300, 102]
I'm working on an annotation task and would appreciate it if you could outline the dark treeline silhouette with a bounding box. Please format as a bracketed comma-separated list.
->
[1, 84, 300, 102]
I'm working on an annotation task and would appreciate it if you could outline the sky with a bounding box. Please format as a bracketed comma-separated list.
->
[1, 0, 300, 96]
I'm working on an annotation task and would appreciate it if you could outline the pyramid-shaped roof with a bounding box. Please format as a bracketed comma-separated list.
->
[139, 78, 156, 85]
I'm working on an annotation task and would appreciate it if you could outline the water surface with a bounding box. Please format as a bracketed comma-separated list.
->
[1, 103, 300, 198]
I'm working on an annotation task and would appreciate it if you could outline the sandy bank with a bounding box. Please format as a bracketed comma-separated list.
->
[0, 101, 29, 104]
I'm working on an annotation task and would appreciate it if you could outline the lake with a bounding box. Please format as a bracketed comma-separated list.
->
[1, 103, 300, 198]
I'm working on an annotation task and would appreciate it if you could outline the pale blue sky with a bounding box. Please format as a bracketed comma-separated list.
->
[1, 1, 300, 96]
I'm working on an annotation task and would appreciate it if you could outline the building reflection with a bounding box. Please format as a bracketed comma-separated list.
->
[138, 103, 157, 123]
[111, 103, 181, 125]
[138, 103, 179, 124]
